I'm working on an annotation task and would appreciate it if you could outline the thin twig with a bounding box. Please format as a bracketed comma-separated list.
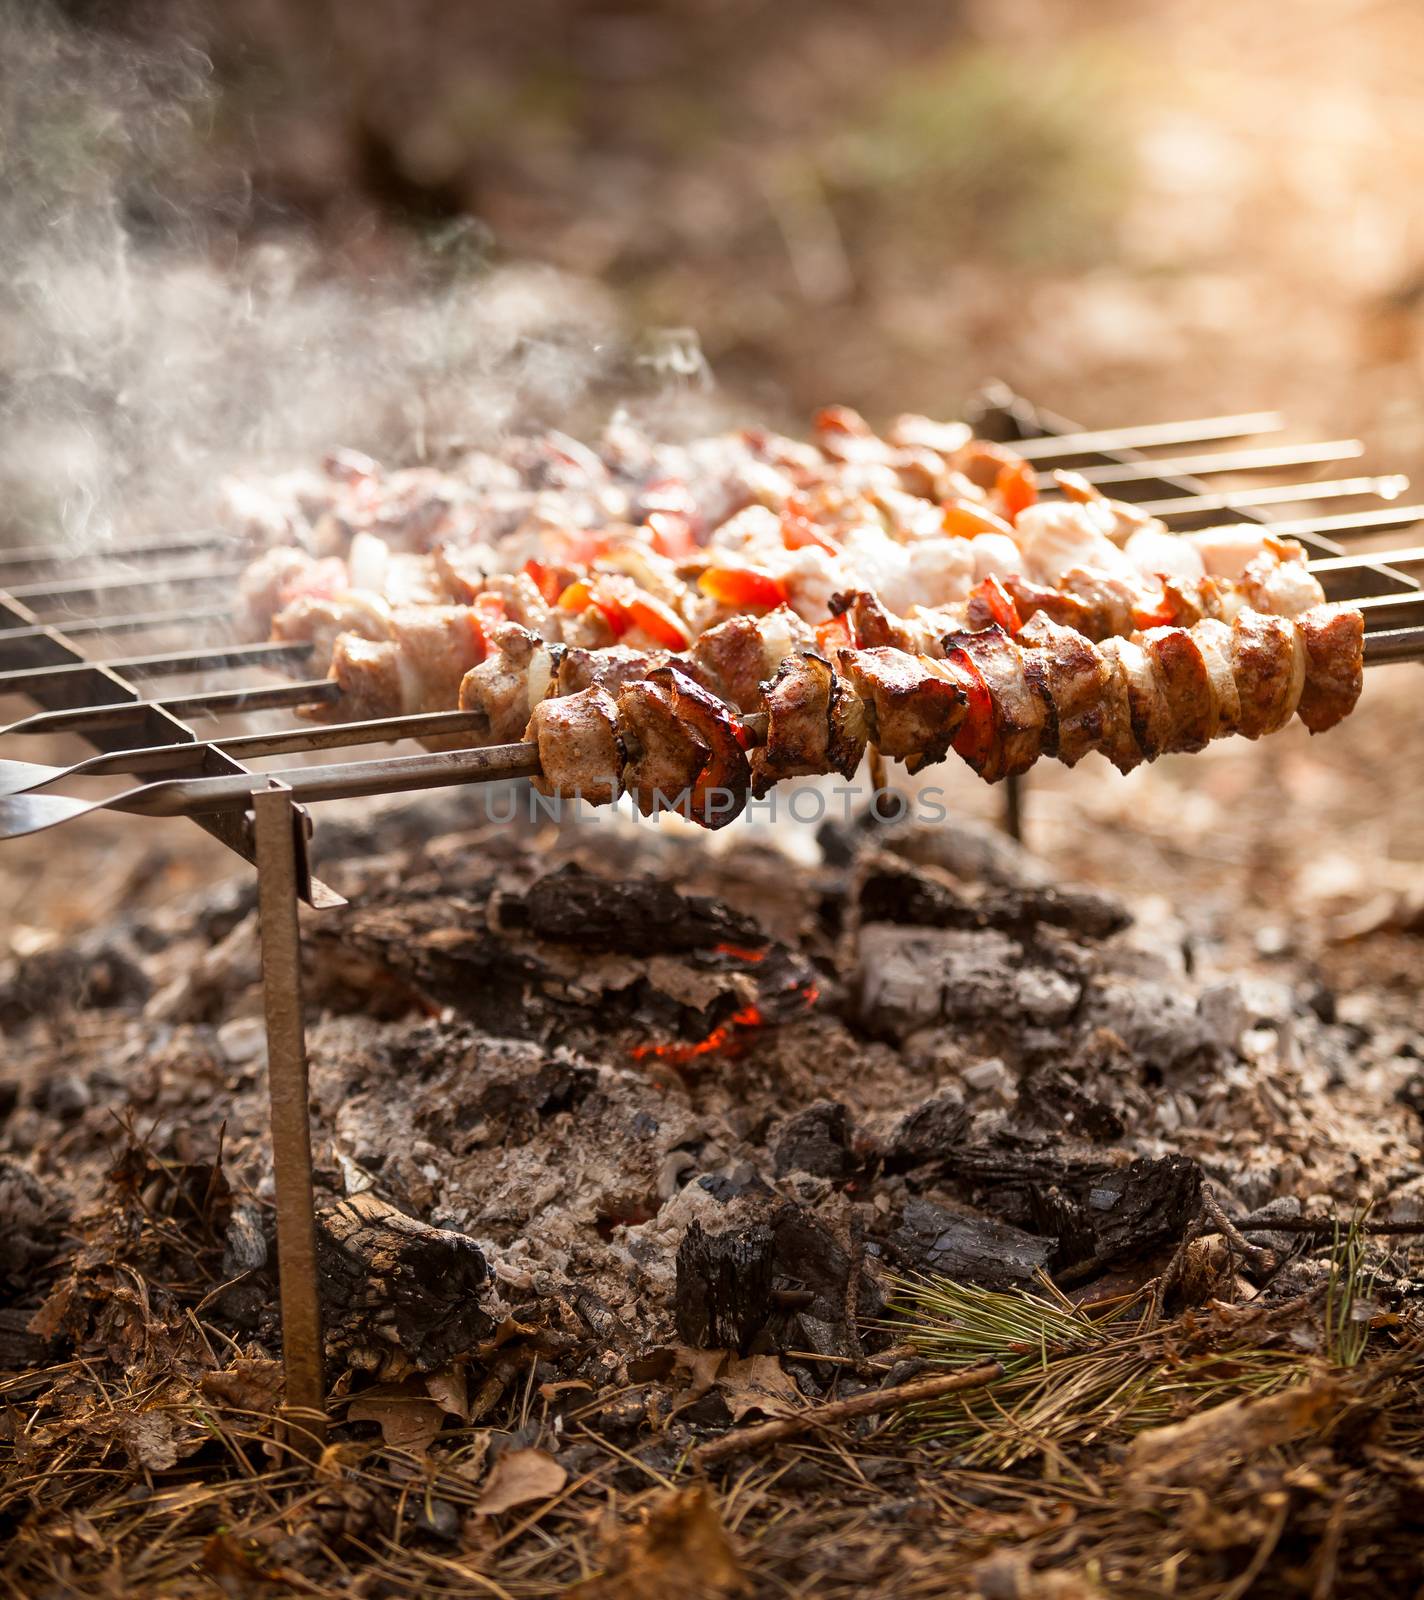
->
[691, 1361, 1005, 1468]
[1229, 1215, 1424, 1237]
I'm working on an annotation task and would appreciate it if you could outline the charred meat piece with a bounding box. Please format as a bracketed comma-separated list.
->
[646, 665, 750, 828]
[1093, 639, 1148, 774]
[1054, 567, 1139, 640]
[690, 606, 813, 712]
[273, 592, 393, 675]
[750, 652, 833, 796]
[836, 647, 967, 770]
[1016, 613, 1111, 766]
[526, 686, 623, 807]
[330, 605, 484, 718]
[940, 625, 1045, 782]
[1296, 603, 1364, 733]
[558, 644, 666, 697]
[458, 622, 559, 741]
[1141, 626, 1214, 754]
[1231, 610, 1304, 737]
[1004, 574, 1096, 637]
[616, 681, 709, 815]
[330, 634, 403, 721]
[827, 669, 869, 779]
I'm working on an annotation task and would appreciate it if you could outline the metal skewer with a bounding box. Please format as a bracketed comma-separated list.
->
[0, 605, 234, 642]
[0, 707, 492, 798]
[1067, 439, 1364, 488]
[2, 565, 248, 608]
[0, 531, 230, 575]
[1010, 412, 1283, 459]
[0, 640, 312, 694]
[1137, 475, 1409, 519]
[0, 679, 341, 740]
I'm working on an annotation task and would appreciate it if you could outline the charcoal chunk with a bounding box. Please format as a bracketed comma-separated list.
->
[674, 1202, 881, 1356]
[674, 1218, 775, 1350]
[499, 864, 765, 954]
[317, 1193, 495, 1370]
[772, 1101, 856, 1180]
[881, 1090, 970, 1174]
[857, 857, 1129, 942]
[889, 1198, 1053, 1289]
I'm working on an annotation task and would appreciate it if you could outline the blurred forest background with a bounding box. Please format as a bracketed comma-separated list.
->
[4, 0, 1424, 936]
[10, 0, 1424, 483]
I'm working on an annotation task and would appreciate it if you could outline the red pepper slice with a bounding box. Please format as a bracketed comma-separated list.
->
[944, 649, 995, 769]
[522, 559, 565, 605]
[698, 566, 790, 610]
[815, 613, 852, 654]
[626, 592, 690, 650]
[1131, 581, 1176, 631]
[781, 509, 838, 554]
[967, 575, 1022, 635]
[941, 497, 1017, 539]
[645, 510, 697, 558]
[994, 459, 1039, 522]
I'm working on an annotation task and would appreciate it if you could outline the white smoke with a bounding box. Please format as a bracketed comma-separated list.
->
[0, 3, 647, 556]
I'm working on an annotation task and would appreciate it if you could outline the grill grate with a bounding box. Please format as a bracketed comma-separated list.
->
[5, 384, 1423, 1446]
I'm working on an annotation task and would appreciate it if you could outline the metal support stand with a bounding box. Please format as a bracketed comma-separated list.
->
[253, 781, 327, 1456]
[1003, 772, 1024, 844]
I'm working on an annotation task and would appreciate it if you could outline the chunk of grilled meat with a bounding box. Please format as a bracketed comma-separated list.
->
[526, 686, 623, 806]
[458, 622, 559, 742]
[941, 625, 1046, 782]
[645, 665, 751, 828]
[836, 647, 967, 772]
[748, 651, 867, 796]
[1297, 604, 1365, 733]
[330, 606, 485, 718]
[690, 606, 814, 712]
[1016, 613, 1112, 766]
[616, 680, 710, 815]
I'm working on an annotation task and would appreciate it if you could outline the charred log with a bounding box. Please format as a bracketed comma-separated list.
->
[675, 1201, 882, 1357]
[887, 1197, 1053, 1290]
[856, 855, 1130, 943]
[316, 1192, 496, 1370]
[493, 864, 767, 954]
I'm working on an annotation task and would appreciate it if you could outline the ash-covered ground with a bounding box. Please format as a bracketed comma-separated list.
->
[4, 776, 1424, 1597]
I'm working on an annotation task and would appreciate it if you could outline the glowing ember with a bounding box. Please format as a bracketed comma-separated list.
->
[712, 941, 769, 963]
[630, 1004, 765, 1065]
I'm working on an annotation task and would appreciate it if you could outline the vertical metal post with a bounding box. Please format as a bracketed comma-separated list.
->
[253, 781, 327, 1456]
[1003, 772, 1024, 844]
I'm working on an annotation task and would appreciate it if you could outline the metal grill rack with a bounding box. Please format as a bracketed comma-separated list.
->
[4, 386, 1423, 1448]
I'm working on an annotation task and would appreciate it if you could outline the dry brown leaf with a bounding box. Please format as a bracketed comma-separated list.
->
[569, 1486, 747, 1599]
[669, 1344, 727, 1409]
[472, 1447, 567, 1516]
[716, 1355, 801, 1422]
[201, 1359, 284, 1416]
[117, 1412, 180, 1472]
[1125, 1376, 1345, 1495]
[348, 1384, 446, 1453]
[424, 1366, 469, 1421]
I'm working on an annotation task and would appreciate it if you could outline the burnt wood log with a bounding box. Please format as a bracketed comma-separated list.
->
[495, 864, 767, 954]
[887, 1198, 1054, 1290]
[938, 1142, 1203, 1282]
[857, 856, 1130, 943]
[674, 1219, 776, 1351]
[316, 1192, 495, 1370]
[675, 1202, 883, 1357]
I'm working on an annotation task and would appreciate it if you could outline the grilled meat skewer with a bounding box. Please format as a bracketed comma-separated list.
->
[525, 603, 1364, 825]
